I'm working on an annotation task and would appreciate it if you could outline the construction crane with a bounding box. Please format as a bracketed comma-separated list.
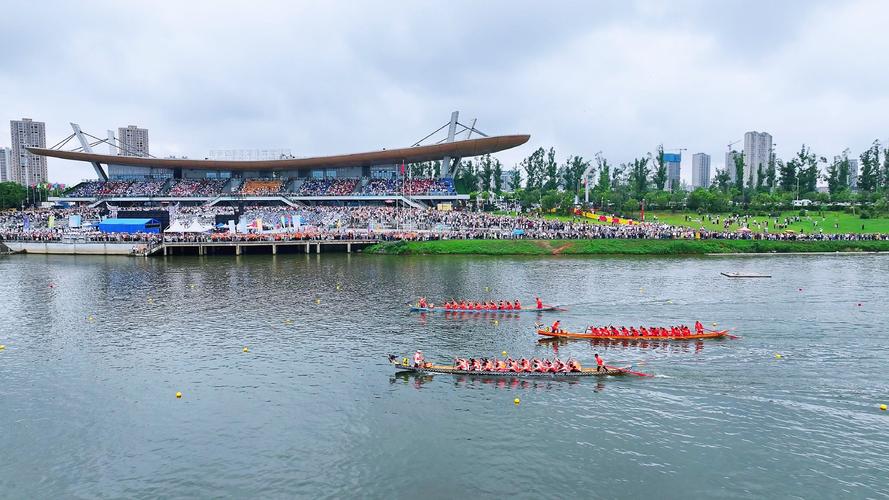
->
[664, 147, 687, 154]
[727, 140, 741, 151]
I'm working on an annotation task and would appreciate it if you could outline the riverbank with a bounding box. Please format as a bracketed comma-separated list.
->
[366, 239, 889, 255]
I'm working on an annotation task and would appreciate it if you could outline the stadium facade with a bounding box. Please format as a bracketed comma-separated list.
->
[31, 117, 529, 209]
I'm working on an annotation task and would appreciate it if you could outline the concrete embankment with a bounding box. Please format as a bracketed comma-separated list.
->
[3, 241, 139, 255]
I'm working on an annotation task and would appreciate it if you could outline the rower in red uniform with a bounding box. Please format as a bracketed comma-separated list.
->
[551, 320, 561, 333]
[694, 321, 704, 334]
[594, 353, 605, 372]
[413, 350, 425, 367]
[418, 297, 427, 308]
[514, 299, 522, 310]
[536, 297, 543, 309]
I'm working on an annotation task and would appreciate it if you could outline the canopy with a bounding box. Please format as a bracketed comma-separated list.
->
[98, 218, 161, 234]
[165, 220, 188, 233]
[185, 220, 212, 233]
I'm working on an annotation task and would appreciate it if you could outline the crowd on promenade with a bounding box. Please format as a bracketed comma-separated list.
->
[2, 205, 888, 244]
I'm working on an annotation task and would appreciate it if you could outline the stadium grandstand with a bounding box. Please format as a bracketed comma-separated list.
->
[34, 113, 528, 210]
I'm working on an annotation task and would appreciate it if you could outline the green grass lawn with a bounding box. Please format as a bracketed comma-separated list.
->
[647, 210, 889, 234]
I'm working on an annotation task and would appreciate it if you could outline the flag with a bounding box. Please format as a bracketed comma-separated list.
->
[400, 160, 406, 175]
[640, 199, 645, 222]
[48, 215, 55, 228]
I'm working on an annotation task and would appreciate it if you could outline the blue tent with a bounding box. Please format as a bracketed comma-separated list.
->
[98, 218, 161, 234]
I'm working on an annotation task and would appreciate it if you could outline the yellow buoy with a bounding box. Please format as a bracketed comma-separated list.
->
[514, 398, 520, 405]
[175, 391, 182, 399]
[87, 315, 94, 321]
[775, 353, 783, 359]
[712, 322, 717, 327]
[243, 347, 249, 353]
[493, 320, 499, 326]
[315, 298, 321, 304]
[880, 404, 887, 411]
[502, 351, 507, 356]
[0, 344, 5, 350]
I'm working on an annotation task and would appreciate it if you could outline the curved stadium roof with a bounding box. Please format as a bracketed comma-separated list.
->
[28, 134, 530, 171]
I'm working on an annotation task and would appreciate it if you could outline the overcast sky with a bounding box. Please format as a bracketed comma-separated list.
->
[2, 0, 888, 185]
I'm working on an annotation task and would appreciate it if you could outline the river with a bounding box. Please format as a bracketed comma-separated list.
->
[1, 253, 887, 498]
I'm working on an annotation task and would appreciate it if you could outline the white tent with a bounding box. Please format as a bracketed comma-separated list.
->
[165, 220, 188, 232]
[185, 220, 212, 233]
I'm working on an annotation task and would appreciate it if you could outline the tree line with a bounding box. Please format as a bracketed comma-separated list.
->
[409, 140, 889, 215]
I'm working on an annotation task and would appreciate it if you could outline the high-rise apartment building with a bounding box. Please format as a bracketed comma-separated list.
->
[663, 153, 681, 190]
[725, 150, 741, 184]
[848, 158, 859, 190]
[0, 147, 11, 182]
[117, 125, 150, 157]
[10, 118, 47, 185]
[743, 131, 772, 187]
[692, 153, 711, 188]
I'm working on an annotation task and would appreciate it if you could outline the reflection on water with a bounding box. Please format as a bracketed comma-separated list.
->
[1, 253, 888, 498]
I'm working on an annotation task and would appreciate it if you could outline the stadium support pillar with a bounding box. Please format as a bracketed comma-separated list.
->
[271, 244, 277, 255]
[316, 243, 321, 254]
[235, 245, 241, 256]
[305, 243, 310, 253]
[440, 111, 459, 178]
[347, 243, 351, 253]
[163, 246, 167, 256]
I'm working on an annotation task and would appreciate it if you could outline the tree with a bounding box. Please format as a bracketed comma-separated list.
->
[508, 167, 522, 191]
[453, 159, 478, 193]
[542, 147, 558, 191]
[882, 144, 889, 192]
[779, 157, 798, 193]
[520, 147, 545, 191]
[492, 158, 503, 194]
[478, 154, 494, 192]
[858, 140, 880, 192]
[732, 151, 745, 191]
[713, 169, 732, 194]
[0, 182, 26, 209]
[826, 157, 840, 195]
[652, 144, 667, 191]
[795, 145, 819, 195]
[755, 165, 765, 192]
[837, 149, 850, 190]
[594, 153, 611, 193]
[627, 155, 651, 198]
[561, 155, 590, 194]
[766, 151, 777, 191]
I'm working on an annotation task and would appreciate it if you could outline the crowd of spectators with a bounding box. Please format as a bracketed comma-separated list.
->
[239, 179, 284, 196]
[4, 205, 889, 244]
[360, 179, 397, 195]
[295, 179, 358, 196]
[167, 179, 227, 197]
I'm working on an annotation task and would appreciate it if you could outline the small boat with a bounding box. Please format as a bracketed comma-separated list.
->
[388, 355, 632, 377]
[537, 328, 732, 340]
[410, 305, 564, 313]
[721, 272, 771, 278]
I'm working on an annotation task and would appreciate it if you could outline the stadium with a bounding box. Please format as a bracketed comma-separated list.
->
[31, 115, 529, 210]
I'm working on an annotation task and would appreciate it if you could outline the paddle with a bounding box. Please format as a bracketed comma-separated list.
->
[606, 364, 653, 377]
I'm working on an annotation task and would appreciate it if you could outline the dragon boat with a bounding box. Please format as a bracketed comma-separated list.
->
[536, 328, 732, 341]
[388, 355, 634, 377]
[410, 304, 564, 313]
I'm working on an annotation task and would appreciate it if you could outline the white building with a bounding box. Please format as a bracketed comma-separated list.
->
[117, 125, 150, 157]
[743, 131, 772, 187]
[725, 150, 741, 184]
[848, 158, 859, 190]
[692, 153, 711, 188]
[208, 149, 292, 161]
[10, 118, 47, 185]
[0, 147, 11, 182]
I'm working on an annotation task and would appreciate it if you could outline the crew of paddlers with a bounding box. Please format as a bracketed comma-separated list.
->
[571, 320, 706, 336]
[417, 296, 546, 310]
[450, 356, 587, 373]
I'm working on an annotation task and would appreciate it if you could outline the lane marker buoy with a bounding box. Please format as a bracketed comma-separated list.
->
[514, 398, 520, 405]
[502, 351, 507, 356]
[0, 344, 6, 350]
[881, 404, 887, 411]
[775, 353, 783, 359]
[176, 391, 182, 399]
[243, 347, 249, 353]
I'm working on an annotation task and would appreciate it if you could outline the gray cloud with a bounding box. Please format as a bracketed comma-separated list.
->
[0, 0, 886, 185]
